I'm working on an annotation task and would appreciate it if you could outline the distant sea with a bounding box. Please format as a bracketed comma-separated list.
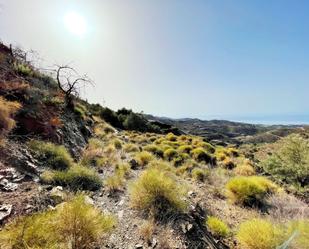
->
[200, 114, 309, 125]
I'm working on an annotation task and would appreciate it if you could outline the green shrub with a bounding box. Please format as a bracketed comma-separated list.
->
[41, 165, 102, 191]
[225, 176, 277, 206]
[74, 106, 86, 119]
[123, 143, 140, 153]
[166, 132, 177, 141]
[134, 151, 155, 167]
[0, 194, 116, 249]
[143, 144, 164, 157]
[13, 62, 33, 76]
[178, 145, 193, 154]
[192, 168, 209, 182]
[148, 160, 175, 172]
[163, 148, 178, 161]
[206, 216, 230, 238]
[191, 147, 213, 164]
[112, 138, 122, 149]
[261, 134, 309, 188]
[105, 173, 124, 192]
[221, 157, 235, 169]
[129, 168, 187, 218]
[29, 140, 73, 170]
[236, 218, 285, 249]
[234, 162, 256, 176]
[123, 112, 149, 132]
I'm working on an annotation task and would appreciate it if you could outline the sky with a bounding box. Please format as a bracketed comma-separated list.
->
[0, 0, 309, 121]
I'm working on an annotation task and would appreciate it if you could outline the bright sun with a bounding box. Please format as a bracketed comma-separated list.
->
[64, 11, 87, 36]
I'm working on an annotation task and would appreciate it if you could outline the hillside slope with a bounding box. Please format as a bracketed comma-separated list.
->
[0, 43, 308, 249]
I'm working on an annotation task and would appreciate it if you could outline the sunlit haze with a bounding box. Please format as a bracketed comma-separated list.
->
[1, 0, 309, 122]
[64, 11, 87, 37]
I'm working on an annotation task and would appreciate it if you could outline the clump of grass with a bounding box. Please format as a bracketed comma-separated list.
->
[236, 218, 285, 249]
[178, 145, 193, 154]
[0, 194, 116, 249]
[148, 160, 175, 173]
[0, 97, 21, 140]
[139, 220, 155, 244]
[112, 138, 122, 150]
[129, 168, 187, 218]
[29, 140, 73, 170]
[191, 147, 213, 164]
[143, 144, 164, 157]
[234, 162, 256, 176]
[163, 148, 178, 161]
[206, 216, 230, 238]
[227, 147, 239, 157]
[166, 132, 177, 141]
[41, 165, 102, 191]
[221, 157, 235, 169]
[191, 168, 210, 182]
[134, 151, 155, 167]
[286, 219, 309, 249]
[123, 143, 140, 153]
[13, 62, 34, 76]
[225, 176, 277, 206]
[115, 162, 131, 178]
[105, 173, 125, 192]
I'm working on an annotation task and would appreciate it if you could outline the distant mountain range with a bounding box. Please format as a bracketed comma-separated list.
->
[145, 114, 308, 145]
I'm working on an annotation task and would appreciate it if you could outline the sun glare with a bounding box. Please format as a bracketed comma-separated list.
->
[64, 11, 87, 36]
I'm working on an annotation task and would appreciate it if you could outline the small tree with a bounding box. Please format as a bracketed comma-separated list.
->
[55, 65, 93, 109]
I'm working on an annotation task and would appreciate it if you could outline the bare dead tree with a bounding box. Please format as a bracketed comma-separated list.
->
[54, 65, 94, 109]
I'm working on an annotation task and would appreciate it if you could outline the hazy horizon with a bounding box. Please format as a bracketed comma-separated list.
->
[1, 0, 309, 122]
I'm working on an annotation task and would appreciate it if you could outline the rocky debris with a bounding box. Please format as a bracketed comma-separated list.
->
[0, 178, 18, 191]
[129, 159, 139, 170]
[181, 222, 194, 234]
[0, 142, 39, 177]
[84, 195, 94, 205]
[174, 204, 229, 249]
[0, 204, 12, 224]
[59, 112, 93, 158]
[0, 167, 27, 191]
[50, 186, 66, 204]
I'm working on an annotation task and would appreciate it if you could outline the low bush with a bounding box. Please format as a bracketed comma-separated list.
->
[134, 151, 155, 167]
[226, 147, 239, 157]
[236, 218, 285, 249]
[191, 148, 214, 164]
[166, 132, 177, 141]
[0, 97, 21, 139]
[260, 134, 309, 189]
[143, 144, 164, 157]
[129, 168, 187, 218]
[148, 160, 175, 173]
[221, 157, 235, 169]
[41, 165, 102, 191]
[105, 173, 125, 192]
[123, 143, 140, 153]
[163, 148, 178, 161]
[29, 140, 73, 170]
[225, 176, 277, 206]
[206, 216, 230, 238]
[0, 194, 116, 249]
[192, 168, 209, 182]
[234, 162, 256, 176]
[178, 145, 193, 154]
[112, 138, 122, 149]
[139, 220, 155, 244]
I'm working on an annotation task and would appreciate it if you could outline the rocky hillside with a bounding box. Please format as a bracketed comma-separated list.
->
[145, 115, 307, 146]
[0, 43, 308, 249]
